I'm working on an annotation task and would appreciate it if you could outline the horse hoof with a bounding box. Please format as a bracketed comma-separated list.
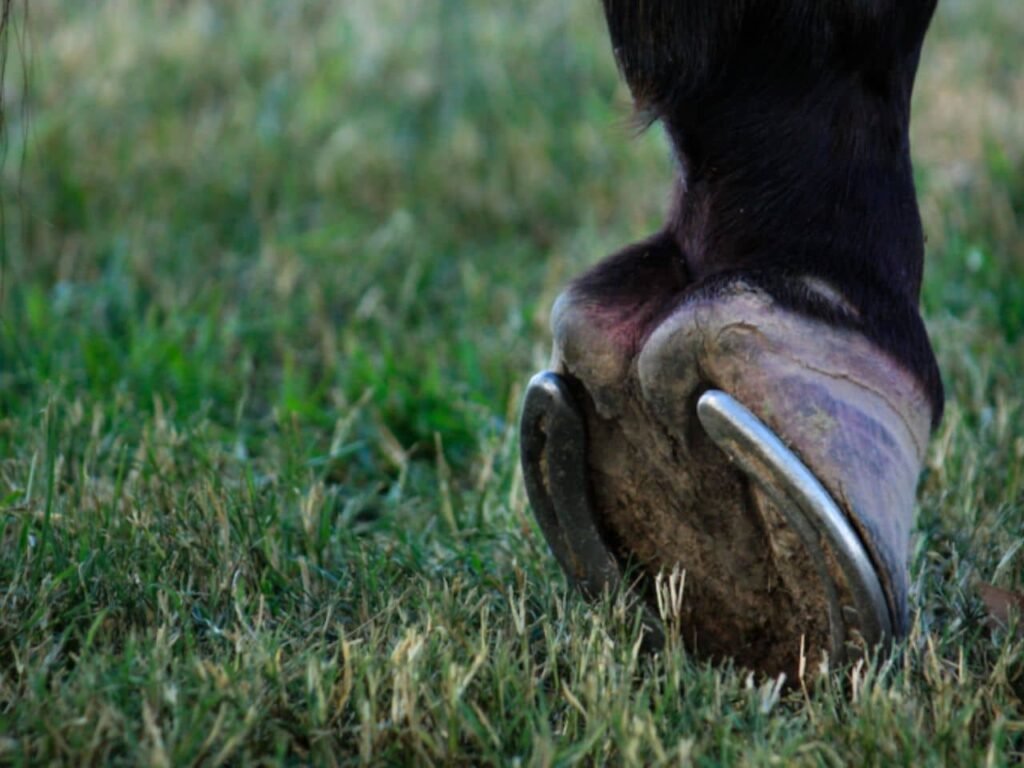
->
[520, 278, 933, 675]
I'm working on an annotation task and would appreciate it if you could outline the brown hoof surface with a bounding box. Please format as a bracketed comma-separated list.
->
[521, 278, 932, 676]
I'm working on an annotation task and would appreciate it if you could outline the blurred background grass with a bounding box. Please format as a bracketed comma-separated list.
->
[0, 0, 1021, 763]
[1, 0, 671, 461]
[2, 0, 1021, 457]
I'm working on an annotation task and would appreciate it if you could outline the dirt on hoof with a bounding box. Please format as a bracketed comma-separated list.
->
[542, 278, 933, 677]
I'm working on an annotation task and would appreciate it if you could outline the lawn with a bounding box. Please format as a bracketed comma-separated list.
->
[0, 0, 1022, 764]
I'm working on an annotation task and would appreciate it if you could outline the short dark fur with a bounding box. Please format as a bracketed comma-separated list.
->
[579, 0, 944, 424]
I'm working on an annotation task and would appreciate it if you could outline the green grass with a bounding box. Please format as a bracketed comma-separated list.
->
[1, 0, 1022, 764]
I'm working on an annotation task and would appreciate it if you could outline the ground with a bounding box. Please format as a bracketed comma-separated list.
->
[0, 0, 1022, 764]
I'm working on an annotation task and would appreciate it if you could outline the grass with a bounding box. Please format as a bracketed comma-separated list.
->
[0, 0, 1021, 764]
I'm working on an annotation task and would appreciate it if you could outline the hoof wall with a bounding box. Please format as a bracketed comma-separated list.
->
[696, 389, 893, 654]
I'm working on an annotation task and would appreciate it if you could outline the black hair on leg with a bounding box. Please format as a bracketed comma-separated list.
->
[589, 0, 944, 423]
